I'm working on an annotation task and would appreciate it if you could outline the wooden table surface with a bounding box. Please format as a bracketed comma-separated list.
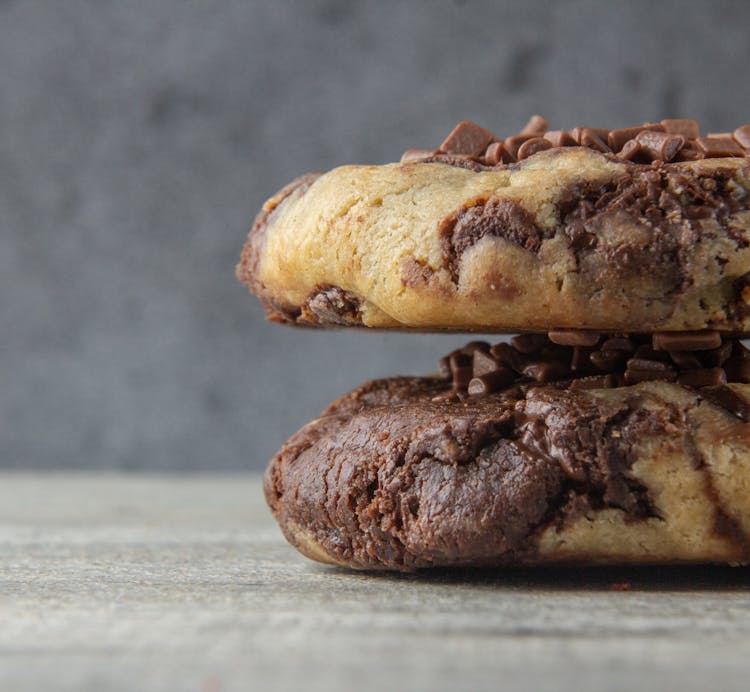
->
[1, 473, 749, 691]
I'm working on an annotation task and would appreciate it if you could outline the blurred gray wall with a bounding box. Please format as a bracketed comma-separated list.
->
[3, 0, 750, 470]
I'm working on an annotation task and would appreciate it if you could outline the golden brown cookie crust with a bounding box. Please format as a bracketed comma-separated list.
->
[237, 148, 750, 333]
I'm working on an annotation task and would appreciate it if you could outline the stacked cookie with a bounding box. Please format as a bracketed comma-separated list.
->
[238, 116, 750, 571]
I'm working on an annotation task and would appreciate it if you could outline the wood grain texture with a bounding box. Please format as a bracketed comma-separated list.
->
[0, 473, 749, 692]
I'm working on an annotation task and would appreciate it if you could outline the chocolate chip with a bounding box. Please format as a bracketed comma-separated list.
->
[517, 137, 552, 160]
[618, 139, 642, 161]
[510, 334, 548, 354]
[590, 350, 626, 372]
[700, 341, 733, 367]
[624, 359, 677, 384]
[461, 340, 491, 355]
[668, 351, 703, 370]
[482, 141, 505, 165]
[438, 356, 452, 379]
[627, 357, 676, 373]
[419, 118, 748, 172]
[523, 360, 569, 383]
[661, 119, 699, 139]
[401, 149, 437, 163]
[520, 115, 549, 135]
[701, 385, 750, 421]
[675, 143, 703, 161]
[695, 136, 745, 158]
[607, 124, 663, 152]
[452, 364, 473, 389]
[467, 369, 516, 396]
[723, 356, 750, 383]
[503, 134, 537, 159]
[576, 128, 611, 153]
[548, 330, 601, 347]
[571, 126, 610, 144]
[543, 130, 577, 147]
[634, 344, 671, 362]
[734, 125, 750, 149]
[570, 346, 595, 371]
[600, 337, 635, 353]
[440, 121, 496, 157]
[449, 351, 471, 370]
[473, 349, 501, 377]
[568, 374, 617, 390]
[440, 334, 750, 400]
[677, 368, 727, 387]
[635, 130, 685, 162]
[490, 342, 525, 371]
[652, 331, 722, 351]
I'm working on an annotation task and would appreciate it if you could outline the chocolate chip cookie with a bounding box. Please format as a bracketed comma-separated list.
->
[238, 118, 750, 333]
[265, 335, 750, 571]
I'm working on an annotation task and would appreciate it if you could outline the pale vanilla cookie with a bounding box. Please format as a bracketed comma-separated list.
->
[237, 119, 750, 333]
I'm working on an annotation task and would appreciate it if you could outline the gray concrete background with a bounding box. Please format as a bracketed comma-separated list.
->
[3, 1, 750, 470]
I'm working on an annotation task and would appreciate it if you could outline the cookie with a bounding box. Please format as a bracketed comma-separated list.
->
[237, 118, 750, 333]
[264, 336, 750, 570]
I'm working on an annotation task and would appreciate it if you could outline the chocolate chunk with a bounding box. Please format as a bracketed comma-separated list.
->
[300, 285, 362, 326]
[695, 136, 745, 158]
[661, 119, 699, 139]
[440, 121, 496, 157]
[401, 149, 437, 163]
[517, 137, 552, 160]
[677, 368, 727, 387]
[701, 385, 750, 421]
[734, 125, 750, 149]
[548, 330, 601, 347]
[440, 197, 542, 283]
[653, 331, 722, 351]
[635, 130, 685, 162]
